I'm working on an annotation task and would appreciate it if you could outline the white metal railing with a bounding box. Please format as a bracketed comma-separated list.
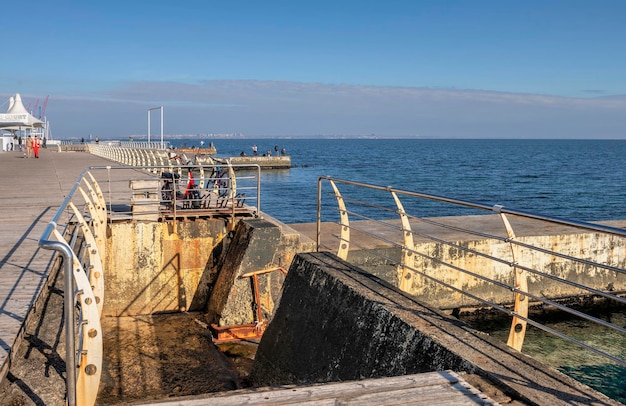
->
[39, 170, 107, 406]
[316, 177, 626, 368]
[38, 163, 260, 405]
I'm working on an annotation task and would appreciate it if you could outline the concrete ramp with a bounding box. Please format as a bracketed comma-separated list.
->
[251, 252, 619, 406]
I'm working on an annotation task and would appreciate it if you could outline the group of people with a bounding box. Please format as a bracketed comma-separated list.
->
[241, 144, 287, 157]
[4, 134, 43, 158]
[24, 135, 42, 158]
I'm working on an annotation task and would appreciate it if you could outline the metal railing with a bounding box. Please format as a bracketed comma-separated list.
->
[38, 163, 261, 405]
[39, 170, 107, 406]
[316, 176, 626, 368]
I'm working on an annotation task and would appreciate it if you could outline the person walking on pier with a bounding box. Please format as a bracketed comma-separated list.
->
[25, 135, 33, 158]
[33, 136, 41, 158]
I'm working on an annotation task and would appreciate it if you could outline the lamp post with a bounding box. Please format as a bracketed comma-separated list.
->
[147, 106, 164, 148]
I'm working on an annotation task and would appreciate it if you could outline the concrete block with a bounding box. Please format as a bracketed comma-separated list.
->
[250, 252, 618, 406]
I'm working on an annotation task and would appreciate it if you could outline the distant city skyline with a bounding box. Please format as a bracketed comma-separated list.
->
[1, 1, 625, 139]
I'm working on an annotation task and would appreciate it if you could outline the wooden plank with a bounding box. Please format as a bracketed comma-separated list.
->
[137, 371, 499, 406]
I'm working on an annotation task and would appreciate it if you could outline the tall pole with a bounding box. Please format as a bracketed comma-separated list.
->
[148, 106, 163, 148]
[147, 109, 151, 145]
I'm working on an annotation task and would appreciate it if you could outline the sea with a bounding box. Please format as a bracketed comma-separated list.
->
[174, 137, 625, 402]
[173, 138, 626, 224]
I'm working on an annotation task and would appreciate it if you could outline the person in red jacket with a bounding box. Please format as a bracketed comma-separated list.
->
[33, 136, 41, 158]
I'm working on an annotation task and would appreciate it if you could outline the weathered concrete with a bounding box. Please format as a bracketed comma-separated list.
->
[404, 231, 626, 309]
[105, 215, 315, 321]
[225, 155, 291, 169]
[206, 219, 292, 327]
[104, 219, 229, 316]
[292, 216, 626, 309]
[251, 252, 619, 406]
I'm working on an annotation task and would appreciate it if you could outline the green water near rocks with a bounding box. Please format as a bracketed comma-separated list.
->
[461, 305, 626, 404]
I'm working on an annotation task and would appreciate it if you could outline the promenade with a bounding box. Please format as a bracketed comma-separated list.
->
[0, 147, 115, 382]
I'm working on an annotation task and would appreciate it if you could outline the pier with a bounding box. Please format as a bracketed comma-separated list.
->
[0, 147, 624, 405]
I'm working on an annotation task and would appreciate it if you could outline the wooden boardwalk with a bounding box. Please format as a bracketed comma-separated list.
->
[0, 147, 117, 381]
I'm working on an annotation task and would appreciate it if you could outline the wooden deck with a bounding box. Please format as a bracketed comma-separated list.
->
[135, 371, 500, 405]
[0, 148, 118, 381]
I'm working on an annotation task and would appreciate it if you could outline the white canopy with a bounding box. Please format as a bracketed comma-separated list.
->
[0, 93, 44, 129]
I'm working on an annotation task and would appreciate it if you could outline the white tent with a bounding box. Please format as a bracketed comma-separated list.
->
[0, 93, 44, 129]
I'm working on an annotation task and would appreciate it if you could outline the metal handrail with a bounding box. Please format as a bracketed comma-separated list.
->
[38, 163, 261, 405]
[316, 176, 626, 367]
[39, 167, 106, 406]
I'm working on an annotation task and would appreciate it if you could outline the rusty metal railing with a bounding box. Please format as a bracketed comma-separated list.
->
[316, 176, 626, 368]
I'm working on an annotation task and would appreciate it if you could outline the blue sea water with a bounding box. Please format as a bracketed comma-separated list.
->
[173, 138, 626, 224]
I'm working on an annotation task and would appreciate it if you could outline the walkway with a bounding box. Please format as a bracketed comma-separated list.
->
[0, 147, 115, 381]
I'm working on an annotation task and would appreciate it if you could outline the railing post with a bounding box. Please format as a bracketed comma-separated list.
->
[494, 206, 529, 352]
[329, 180, 350, 260]
[391, 191, 415, 292]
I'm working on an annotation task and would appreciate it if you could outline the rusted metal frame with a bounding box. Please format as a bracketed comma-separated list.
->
[329, 180, 350, 260]
[241, 266, 288, 325]
[390, 191, 415, 292]
[211, 267, 288, 343]
[52, 229, 102, 406]
[495, 208, 528, 352]
[69, 202, 104, 315]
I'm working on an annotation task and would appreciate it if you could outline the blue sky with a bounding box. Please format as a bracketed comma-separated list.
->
[2, 1, 625, 139]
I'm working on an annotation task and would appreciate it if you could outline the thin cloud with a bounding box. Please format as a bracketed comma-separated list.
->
[4, 80, 624, 139]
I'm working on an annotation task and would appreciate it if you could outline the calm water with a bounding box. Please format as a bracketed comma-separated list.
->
[463, 306, 626, 403]
[173, 138, 626, 224]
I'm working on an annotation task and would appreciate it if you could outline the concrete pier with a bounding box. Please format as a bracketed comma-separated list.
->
[0, 148, 623, 405]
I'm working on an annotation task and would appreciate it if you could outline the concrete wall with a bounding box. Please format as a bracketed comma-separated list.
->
[205, 218, 315, 326]
[104, 220, 228, 316]
[103, 216, 315, 320]
[348, 231, 626, 309]
[251, 252, 619, 406]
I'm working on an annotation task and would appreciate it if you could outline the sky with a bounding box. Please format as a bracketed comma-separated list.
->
[1, 0, 625, 139]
